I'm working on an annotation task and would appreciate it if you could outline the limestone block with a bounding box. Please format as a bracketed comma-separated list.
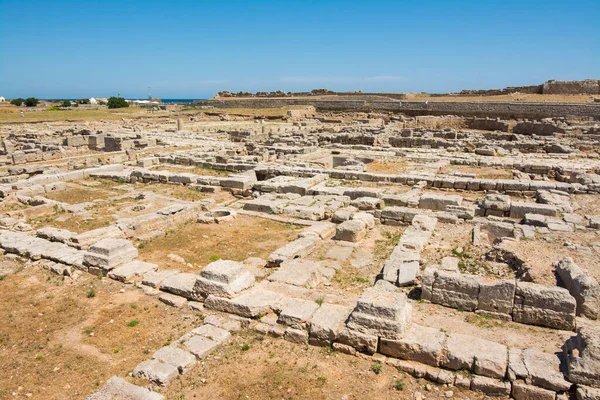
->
[183, 335, 219, 359]
[513, 281, 576, 330]
[308, 303, 352, 346]
[418, 193, 462, 211]
[379, 324, 445, 366]
[142, 269, 180, 288]
[195, 260, 255, 298]
[277, 298, 320, 329]
[159, 293, 187, 308]
[152, 346, 196, 374]
[431, 270, 480, 311]
[336, 327, 378, 354]
[346, 287, 413, 340]
[510, 202, 558, 219]
[160, 273, 203, 301]
[350, 196, 384, 210]
[477, 279, 516, 317]
[556, 257, 600, 319]
[335, 219, 367, 242]
[284, 327, 309, 344]
[511, 382, 556, 400]
[133, 359, 179, 386]
[191, 324, 231, 343]
[566, 325, 600, 388]
[522, 348, 572, 392]
[83, 238, 138, 271]
[442, 333, 507, 379]
[470, 375, 511, 397]
[204, 288, 283, 318]
[85, 376, 164, 400]
[108, 260, 157, 283]
[576, 386, 600, 400]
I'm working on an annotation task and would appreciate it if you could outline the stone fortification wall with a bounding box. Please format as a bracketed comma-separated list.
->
[542, 79, 600, 95]
[198, 98, 600, 119]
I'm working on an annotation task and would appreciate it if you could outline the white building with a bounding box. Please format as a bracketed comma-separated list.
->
[89, 97, 98, 104]
[0, 96, 5, 102]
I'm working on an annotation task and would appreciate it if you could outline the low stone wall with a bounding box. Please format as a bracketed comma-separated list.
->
[421, 270, 577, 330]
[199, 98, 600, 119]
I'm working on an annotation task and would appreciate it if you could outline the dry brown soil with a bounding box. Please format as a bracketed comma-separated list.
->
[0, 266, 200, 399]
[137, 215, 303, 270]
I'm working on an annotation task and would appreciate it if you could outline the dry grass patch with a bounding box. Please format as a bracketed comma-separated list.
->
[0, 267, 197, 400]
[439, 164, 513, 179]
[45, 185, 117, 204]
[0, 107, 156, 123]
[137, 215, 303, 269]
[366, 160, 408, 174]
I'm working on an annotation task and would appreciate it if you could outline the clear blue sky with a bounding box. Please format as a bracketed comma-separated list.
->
[1, 0, 598, 99]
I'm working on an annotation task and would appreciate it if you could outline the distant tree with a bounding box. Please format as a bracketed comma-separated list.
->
[61, 100, 71, 107]
[77, 98, 90, 104]
[10, 98, 23, 106]
[24, 97, 39, 107]
[107, 96, 129, 109]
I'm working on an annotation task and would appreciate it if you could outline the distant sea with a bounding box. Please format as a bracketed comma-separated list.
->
[161, 99, 205, 103]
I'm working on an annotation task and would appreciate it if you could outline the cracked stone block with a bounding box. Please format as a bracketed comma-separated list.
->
[566, 325, 600, 388]
[83, 238, 138, 272]
[346, 287, 413, 340]
[441, 333, 507, 379]
[576, 385, 600, 400]
[431, 270, 480, 311]
[183, 335, 219, 359]
[513, 281, 576, 330]
[159, 273, 203, 301]
[336, 327, 378, 354]
[470, 375, 511, 397]
[85, 376, 164, 400]
[204, 288, 284, 318]
[108, 260, 157, 283]
[142, 269, 180, 288]
[133, 359, 179, 386]
[556, 257, 600, 320]
[308, 303, 352, 346]
[159, 293, 187, 308]
[419, 193, 462, 211]
[511, 382, 556, 400]
[194, 260, 254, 298]
[268, 259, 324, 288]
[277, 298, 320, 329]
[335, 219, 367, 242]
[284, 327, 309, 344]
[478, 279, 516, 317]
[380, 324, 445, 366]
[191, 324, 231, 343]
[522, 348, 572, 392]
[152, 345, 196, 374]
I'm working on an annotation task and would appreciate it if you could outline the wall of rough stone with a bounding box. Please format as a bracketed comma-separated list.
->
[199, 99, 600, 119]
[543, 79, 600, 95]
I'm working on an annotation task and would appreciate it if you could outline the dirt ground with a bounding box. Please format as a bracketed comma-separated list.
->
[160, 329, 485, 400]
[0, 265, 200, 400]
[137, 215, 303, 270]
[439, 165, 513, 180]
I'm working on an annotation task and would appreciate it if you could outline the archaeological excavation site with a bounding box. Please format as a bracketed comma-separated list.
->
[1, 86, 600, 400]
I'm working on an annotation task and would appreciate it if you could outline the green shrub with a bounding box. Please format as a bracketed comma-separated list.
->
[61, 100, 71, 107]
[371, 361, 383, 374]
[10, 98, 23, 106]
[24, 97, 39, 107]
[76, 98, 90, 104]
[47, 106, 61, 111]
[107, 96, 129, 109]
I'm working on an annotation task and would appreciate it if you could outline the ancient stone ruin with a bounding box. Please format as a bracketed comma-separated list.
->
[1, 97, 600, 399]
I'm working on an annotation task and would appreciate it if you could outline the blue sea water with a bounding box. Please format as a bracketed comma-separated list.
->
[161, 99, 205, 103]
